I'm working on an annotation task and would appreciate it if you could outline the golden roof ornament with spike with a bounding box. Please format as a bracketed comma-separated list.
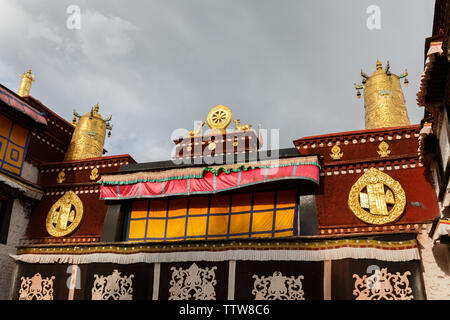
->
[64, 104, 113, 161]
[355, 60, 410, 129]
[17, 69, 35, 97]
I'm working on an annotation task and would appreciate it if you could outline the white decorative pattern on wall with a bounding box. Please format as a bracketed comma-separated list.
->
[19, 273, 55, 300]
[353, 267, 414, 300]
[91, 269, 134, 300]
[252, 271, 305, 300]
[169, 263, 217, 300]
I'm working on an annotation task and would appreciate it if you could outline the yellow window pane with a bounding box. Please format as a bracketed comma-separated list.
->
[209, 195, 230, 214]
[186, 216, 207, 237]
[147, 219, 166, 239]
[149, 199, 168, 218]
[0, 137, 7, 160]
[229, 213, 250, 234]
[276, 190, 297, 208]
[231, 193, 252, 213]
[9, 123, 28, 147]
[229, 234, 248, 239]
[1, 163, 20, 175]
[251, 211, 273, 233]
[274, 209, 295, 231]
[251, 232, 272, 239]
[208, 215, 229, 236]
[189, 196, 209, 215]
[131, 200, 148, 219]
[166, 217, 186, 238]
[168, 198, 188, 217]
[128, 220, 146, 239]
[253, 192, 275, 211]
[274, 230, 294, 238]
[0, 114, 12, 138]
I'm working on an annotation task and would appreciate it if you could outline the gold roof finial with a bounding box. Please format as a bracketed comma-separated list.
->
[354, 60, 410, 129]
[64, 103, 113, 161]
[375, 60, 382, 70]
[18, 69, 35, 97]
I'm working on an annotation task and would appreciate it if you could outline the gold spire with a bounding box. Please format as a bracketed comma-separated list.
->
[18, 69, 35, 97]
[64, 104, 113, 161]
[355, 60, 410, 129]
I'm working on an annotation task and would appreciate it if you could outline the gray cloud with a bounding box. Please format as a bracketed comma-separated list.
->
[0, 0, 434, 162]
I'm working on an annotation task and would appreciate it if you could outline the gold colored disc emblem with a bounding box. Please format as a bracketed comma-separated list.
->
[46, 191, 84, 237]
[206, 105, 233, 134]
[348, 168, 406, 225]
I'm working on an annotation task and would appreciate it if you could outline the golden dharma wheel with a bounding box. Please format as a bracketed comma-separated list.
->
[206, 105, 233, 134]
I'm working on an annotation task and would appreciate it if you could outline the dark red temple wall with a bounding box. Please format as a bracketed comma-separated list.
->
[298, 137, 418, 165]
[316, 167, 440, 228]
[26, 193, 108, 239]
[27, 137, 66, 163]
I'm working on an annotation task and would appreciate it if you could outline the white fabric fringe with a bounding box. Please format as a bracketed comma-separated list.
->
[10, 246, 420, 265]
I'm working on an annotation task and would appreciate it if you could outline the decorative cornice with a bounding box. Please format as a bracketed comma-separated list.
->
[319, 223, 430, 236]
[295, 128, 420, 151]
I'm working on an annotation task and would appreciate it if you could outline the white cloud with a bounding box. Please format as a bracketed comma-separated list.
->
[76, 10, 139, 58]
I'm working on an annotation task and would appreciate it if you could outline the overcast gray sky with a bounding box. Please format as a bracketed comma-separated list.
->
[0, 0, 435, 162]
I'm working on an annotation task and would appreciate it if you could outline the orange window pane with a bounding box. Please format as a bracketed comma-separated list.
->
[128, 220, 146, 239]
[251, 232, 272, 239]
[231, 193, 252, 213]
[253, 191, 275, 211]
[1, 163, 20, 175]
[276, 190, 297, 208]
[189, 196, 209, 216]
[149, 199, 168, 218]
[0, 114, 12, 138]
[251, 211, 273, 233]
[168, 198, 188, 217]
[229, 234, 248, 239]
[209, 195, 230, 215]
[9, 123, 28, 147]
[131, 200, 148, 219]
[274, 209, 295, 231]
[166, 217, 186, 238]
[146, 219, 166, 239]
[0, 137, 6, 160]
[186, 216, 207, 237]
[229, 213, 250, 234]
[208, 215, 229, 236]
[274, 230, 294, 238]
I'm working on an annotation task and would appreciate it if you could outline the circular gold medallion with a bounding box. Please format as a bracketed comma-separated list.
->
[46, 191, 84, 237]
[348, 168, 406, 225]
[206, 105, 232, 133]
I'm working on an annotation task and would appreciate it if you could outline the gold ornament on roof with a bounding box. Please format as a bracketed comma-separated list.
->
[188, 121, 205, 137]
[18, 69, 35, 97]
[330, 145, 343, 160]
[56, 170, 66, 184]
[64, 104, 113, 161]
[377, 141, 391, 157]
[233, 119, 251, 131]
[46, 191, 84, 237]
[90, 167, 99, 181]
[206, 105, 233, 134]
[348, 168, 406, 225]
[355, 60, 410, 129]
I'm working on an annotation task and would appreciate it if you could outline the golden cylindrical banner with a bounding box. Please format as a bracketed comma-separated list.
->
[362, 62, 410, 129]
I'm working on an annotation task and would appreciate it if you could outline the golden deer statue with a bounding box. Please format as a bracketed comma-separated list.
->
[233, 119, 251, 131]
[188, 121, 205, 137]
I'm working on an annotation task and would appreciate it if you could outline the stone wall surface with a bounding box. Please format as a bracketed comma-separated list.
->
[0, 199, 29, 300]
[418, 224, 450, 300]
